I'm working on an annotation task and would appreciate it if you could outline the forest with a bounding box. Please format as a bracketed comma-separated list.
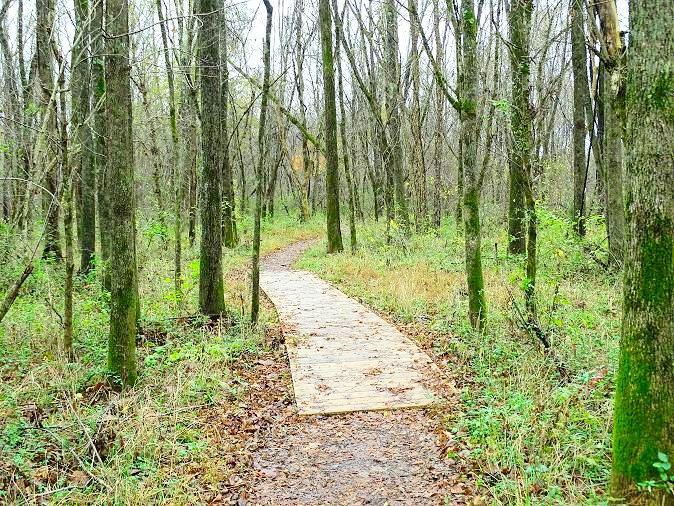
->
[0, 0, 672, 502]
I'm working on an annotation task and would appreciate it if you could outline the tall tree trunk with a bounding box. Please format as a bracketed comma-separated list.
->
[461, 0, 486, 330]
[509, 0, 537, 315]
[58, 55, 75, 362]
[319, 0, 343, 253]
[383, 0, 409, 233]
[294, 0, 311, 222]
[106, 0, 138, 387]
[37, 0, 61, 260]
[155, 0, 184, 301]
[610, 0, 674, 500]
[408, 0, 427, 232]
[198, 0, 225, 316]
[72, 0, 96, 274]
[332, 0, 356, 253]
[596, 0, 625, 266]
[569, 0, 588, 237]
[251, 0, 273, 324]
[92, 0, 109, 289]
[219, 10, 237, 248]
[506, 0, 527, 255]
[432, 0, 444, 228]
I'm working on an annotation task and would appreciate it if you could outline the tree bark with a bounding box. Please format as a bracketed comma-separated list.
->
[461, 0, 486, 330]
[251, 0, 273, 324]
[609, 0, 674, 501]
[36, 0, 61, 260]
[105, 0, 138, 387]
[319, 0, 344, 253]
[383, 0, 409, 233]
[198, 0, 226, 316]
[569, 0, 589, 237]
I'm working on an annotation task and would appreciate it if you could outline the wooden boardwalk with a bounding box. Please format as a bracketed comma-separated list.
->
[261, 247, 441, 415]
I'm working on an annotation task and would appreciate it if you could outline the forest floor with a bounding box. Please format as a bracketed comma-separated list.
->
[250, 241, 474, 504]
[1, 209, 620, 505]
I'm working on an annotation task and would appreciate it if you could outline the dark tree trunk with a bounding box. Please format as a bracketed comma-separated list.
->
[198, 0, 225, 316]
[569, 0, 589, 237]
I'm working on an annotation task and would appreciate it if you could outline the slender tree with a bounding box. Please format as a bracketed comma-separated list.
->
[610, 0, 674, 501]
[569, 0, 588, 237]
[92, 0, 110, 289]
[383, 0, 410, 233]
[71, 0, 96, 273]
[461, 0, 486, 330]
[595, 0, 625, 266]
[251, 0, 273, 324]
[106, 0, 138, 386]
[36, 0, 62, 260]
[318, 0, 343, 253]
[332, 0, 356, 252]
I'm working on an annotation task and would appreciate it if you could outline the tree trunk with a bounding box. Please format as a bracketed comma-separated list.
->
[461, 0, 486, 330]
[408, 0, 427, 232]
[92, 0, 109, 289]
[383, 0, 409, 234]
[609, 0, 674, 501]
[251, 0, 273, 324]
[198, 0, 226, 316]
[105, 0, 138, 387]
[319, 0, 343, 253]
[431, 0, 444, 228]
[332, 0, 357, 253]
[569, 0, 588, 237]
[596, 0, 625, 266]
[219, 9, 237, 248]
[36, 0, 61, 260]
[506, 0, 529, 255]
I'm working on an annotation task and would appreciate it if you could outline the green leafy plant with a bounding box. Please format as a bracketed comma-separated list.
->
[638, 452, 674, 494]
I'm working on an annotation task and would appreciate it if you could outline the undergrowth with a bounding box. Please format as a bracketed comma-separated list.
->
[0, 212, 322, 504]
[297, 207, 620, 505]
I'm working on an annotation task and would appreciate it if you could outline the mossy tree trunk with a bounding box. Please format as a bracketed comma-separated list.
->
[508, 0, 531, 255]
[610, 0, 674, 501]
[105, 0, 138, 387]
[509, 0, 537, 315]
[318, 0, 343, 253]
[569, 0, 588, 237]
[197, 0, 226, 317]
[461, 0, 486, 330]
[331, 0, 356, 253]
[409, 0, 427, 232]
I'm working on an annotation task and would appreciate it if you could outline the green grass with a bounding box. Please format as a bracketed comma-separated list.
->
[0, 212, 322, 504]
[297, 208, 620, 505]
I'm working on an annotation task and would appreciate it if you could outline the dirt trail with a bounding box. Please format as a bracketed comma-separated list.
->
[250, 241, 467, 505]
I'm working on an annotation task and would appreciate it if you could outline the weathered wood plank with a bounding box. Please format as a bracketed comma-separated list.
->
[261, 261, 442, 415]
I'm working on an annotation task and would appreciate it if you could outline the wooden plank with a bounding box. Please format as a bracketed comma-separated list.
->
[260, 267, 443, 416]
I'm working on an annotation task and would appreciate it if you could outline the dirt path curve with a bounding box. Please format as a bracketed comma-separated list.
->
[250, 241, 466, 505]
